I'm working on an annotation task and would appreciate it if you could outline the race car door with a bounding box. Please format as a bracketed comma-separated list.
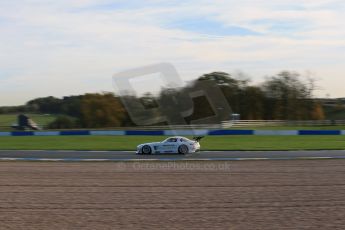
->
[161, 137, 178, 153]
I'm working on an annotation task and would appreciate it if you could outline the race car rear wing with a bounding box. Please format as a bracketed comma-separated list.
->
[193, 136, 204, 142]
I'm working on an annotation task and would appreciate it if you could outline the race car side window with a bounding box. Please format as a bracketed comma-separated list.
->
[180, 138, 188, 142]
[166, 138, 177, 142]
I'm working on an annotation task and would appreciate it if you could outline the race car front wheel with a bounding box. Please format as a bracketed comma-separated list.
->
[142, 145, 152, 154]
[178, 145, 189, 155]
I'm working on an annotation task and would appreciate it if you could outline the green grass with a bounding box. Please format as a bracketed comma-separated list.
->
[0, 114, 57, 130]
[0, 135, 344, 151]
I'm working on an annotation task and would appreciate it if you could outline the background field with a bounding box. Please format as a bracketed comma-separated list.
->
[0, 135, 344, 151]
[2, 113, 345, 131]
[0, 114, 56, 130]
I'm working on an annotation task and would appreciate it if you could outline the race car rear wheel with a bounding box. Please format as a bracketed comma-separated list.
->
[142, 145, 152, 154]
[178, 144, 189, 154]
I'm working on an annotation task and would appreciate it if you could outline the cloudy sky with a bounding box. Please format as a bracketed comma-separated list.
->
[0, 0, 344, 105]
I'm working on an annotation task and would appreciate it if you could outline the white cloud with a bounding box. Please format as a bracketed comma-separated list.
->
[0, 0, 344, 105]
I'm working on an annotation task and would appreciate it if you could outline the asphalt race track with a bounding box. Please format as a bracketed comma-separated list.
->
[1, 150, 345, 161]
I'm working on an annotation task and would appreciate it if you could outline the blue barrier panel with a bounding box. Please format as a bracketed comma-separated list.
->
[90, 130, 126, 136]
[208, 130, 254, 135]
[254, 130, 298, 136]
[60, 130, 90, 136]
[3, 129, 343, 136]
[34, 131, 61, 136]
[11, 131, 34, 136]
[299, 130, 341, 135]
[0, 132, 11, 136]
[126, 130, 164, 136]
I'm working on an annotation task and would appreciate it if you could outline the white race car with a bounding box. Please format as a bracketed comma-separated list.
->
[136, 136, 203, 155]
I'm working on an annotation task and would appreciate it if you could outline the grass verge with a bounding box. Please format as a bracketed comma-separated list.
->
[0, 135, 344, 151]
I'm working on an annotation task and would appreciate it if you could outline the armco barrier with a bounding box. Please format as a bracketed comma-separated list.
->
[0, 130, 344, 136]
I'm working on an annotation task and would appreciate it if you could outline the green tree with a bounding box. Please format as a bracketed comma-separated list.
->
[80, 93, 126, 128]
[262, 71, 314, 120]
[48, 115, 77, 129]
[311, 102, 325, 120]
[197, 72, 245, 115]
[27, 96, 62, 114]
[60, 96, 82, 117]
[241, 86, 264, 120]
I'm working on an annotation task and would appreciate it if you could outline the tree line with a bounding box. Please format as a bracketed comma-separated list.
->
[0, 71, 326, 128]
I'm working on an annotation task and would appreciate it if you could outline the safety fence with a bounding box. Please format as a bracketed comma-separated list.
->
[225, 120, 345, 127]
[2, 120, 345, 131]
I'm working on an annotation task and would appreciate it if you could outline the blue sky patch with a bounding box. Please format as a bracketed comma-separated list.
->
[72, 1, 182, 12]
[252, 18, 309, 36]
[167, 18, 261, 36]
